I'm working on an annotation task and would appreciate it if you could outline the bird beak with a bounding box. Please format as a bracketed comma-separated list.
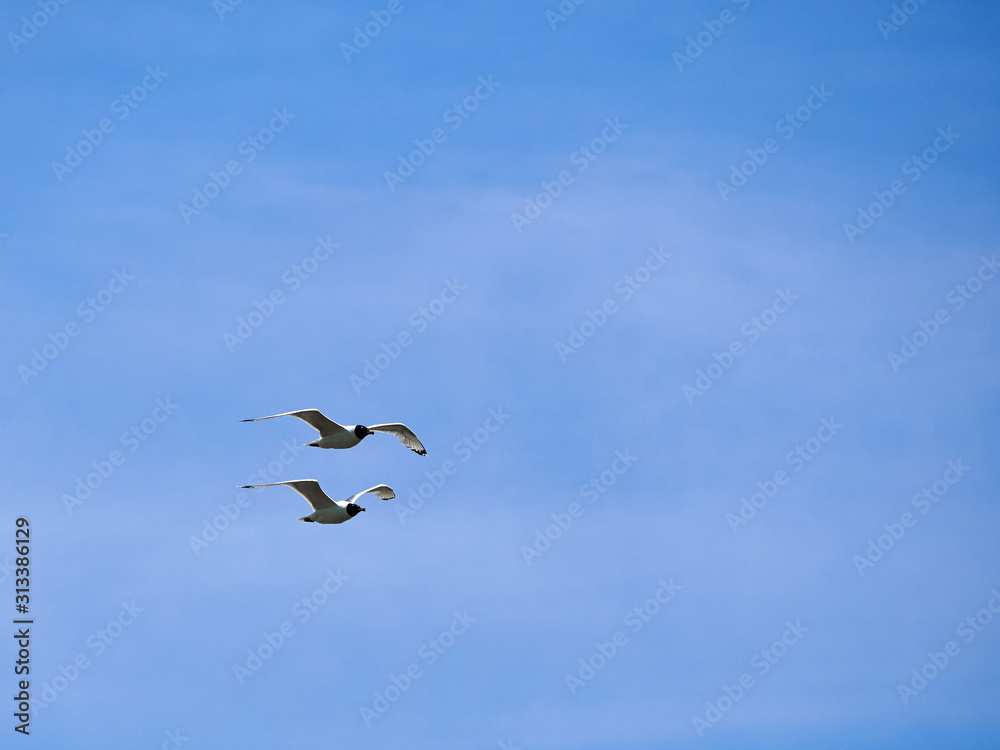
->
[360, 507, 366, 512]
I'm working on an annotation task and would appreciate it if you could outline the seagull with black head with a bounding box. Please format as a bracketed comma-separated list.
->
[239, 480, 395, 524]
[240, 409, 426, 455]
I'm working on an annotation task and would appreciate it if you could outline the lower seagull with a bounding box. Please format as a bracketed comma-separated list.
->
[240, 479, 395, 524]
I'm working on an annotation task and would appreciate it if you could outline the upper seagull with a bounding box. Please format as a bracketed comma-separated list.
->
[239, 479, 395, 524]
[240, 409, 427, 455]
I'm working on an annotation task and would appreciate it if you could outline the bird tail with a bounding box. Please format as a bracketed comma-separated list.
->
[299, 516, 315, 523]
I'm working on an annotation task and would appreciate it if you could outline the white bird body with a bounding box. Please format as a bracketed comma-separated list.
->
[305, 503, 356, 525]
[239, 480, 395, 525]
[240, 409, 427, 455]
[310, 430, 364, 450]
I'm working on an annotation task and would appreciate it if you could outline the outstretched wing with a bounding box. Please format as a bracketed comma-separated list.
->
[240, 409, 343, 437]
[240, 480, 335, 510]
[346, 484, 396, 504]
[368, 423, 427, 455]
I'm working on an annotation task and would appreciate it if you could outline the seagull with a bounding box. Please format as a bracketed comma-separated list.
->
[240, 409, 426, 455]
[239, 480, 395, 524]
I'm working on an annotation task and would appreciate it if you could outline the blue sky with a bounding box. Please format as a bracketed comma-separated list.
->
[2, 0, 999, 747]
